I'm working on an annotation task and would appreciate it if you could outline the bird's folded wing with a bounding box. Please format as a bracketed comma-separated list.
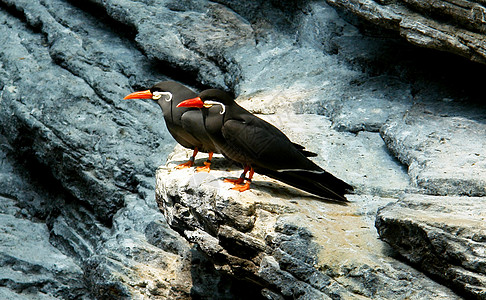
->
[221, 118, 318, 170]
[221, 119, 273, 160]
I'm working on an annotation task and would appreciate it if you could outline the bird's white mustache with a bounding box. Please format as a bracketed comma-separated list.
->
[152, 91, 173, 102]
[204, 100, 225, 114]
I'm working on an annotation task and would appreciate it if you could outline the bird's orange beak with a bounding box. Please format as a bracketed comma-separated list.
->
[124, 89, 153, 100]
[177, 97, 204, 108]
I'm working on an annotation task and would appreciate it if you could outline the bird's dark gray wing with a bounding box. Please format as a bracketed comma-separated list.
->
[221, 117, 320, 171]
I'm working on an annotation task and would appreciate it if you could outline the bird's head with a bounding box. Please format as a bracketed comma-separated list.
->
[177, 89, 233, 114]
[124, 81, 175, 102]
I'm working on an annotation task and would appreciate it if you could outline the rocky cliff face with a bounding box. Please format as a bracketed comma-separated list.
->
[326, 0, 486, 65]
[0, 0, 484, 299]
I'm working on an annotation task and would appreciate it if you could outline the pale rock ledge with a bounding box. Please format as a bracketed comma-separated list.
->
[156, 146, 459, 299]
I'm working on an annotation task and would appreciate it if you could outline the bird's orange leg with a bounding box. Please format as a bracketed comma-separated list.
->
[232, 167, 254, 192]
[176, 148, 198, 169]
[196, 152, 213, 173]
[224, 166, 249, 185]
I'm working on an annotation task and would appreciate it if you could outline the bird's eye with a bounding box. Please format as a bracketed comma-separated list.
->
[152, 91, 172, 102]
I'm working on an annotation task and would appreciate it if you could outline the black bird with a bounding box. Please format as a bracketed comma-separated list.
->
[177, 89, 353, 202]
[124, 81, 217, 172]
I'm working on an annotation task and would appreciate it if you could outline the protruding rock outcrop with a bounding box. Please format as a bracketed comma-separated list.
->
[156, 146, 460, 299]
[327, 0, 486, 64]
[376, 194, 486, 299]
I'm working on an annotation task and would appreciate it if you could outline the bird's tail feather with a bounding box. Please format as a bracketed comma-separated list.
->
[292, 143, 318, 157]
[256, 168, 353, 202]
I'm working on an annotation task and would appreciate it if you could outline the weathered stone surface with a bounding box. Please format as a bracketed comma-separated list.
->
[381, 104, 486, 196]
[157, 149, 459, 299]
[0, 130, 235, 299]
[0, 134, 89, 299]
[376, 194, 486, 299]
[0, 0, 172, 222]
[1, 0, 485, 298]
[0, 0, 244, 298]
[88, 0, 255, 90]
[326, 0, 486, 64]
[256, 114, 412, 197]
[0, 213, 86, 298]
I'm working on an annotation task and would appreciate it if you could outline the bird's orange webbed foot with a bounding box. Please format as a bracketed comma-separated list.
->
[231, 181, 251, 192]
[225, 165, 249, 185]
[196, 161, 211, 173]
[224, 177, 245, 185]
[175, 149, 198, 169]
[196, 152, 213, 173]
[175, 160, 194, 169]
[228, 166, 253, 192]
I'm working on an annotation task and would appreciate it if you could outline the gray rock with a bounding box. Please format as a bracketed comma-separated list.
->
[0, 0, 238, 298]
[157, 148, 459, 299]
[0, 134, 89, 299]
[1, 0, 485, 298]
[381, 104, 486, 196]
[376, 194, 486, 299]
[0, 131, 234, 299]
[326, 0, 486, 64]
[94, 0, 255, 89]
[0, 0, 172, 222]
[255, 114, 411, 197]
[0, 213, 86, 299]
